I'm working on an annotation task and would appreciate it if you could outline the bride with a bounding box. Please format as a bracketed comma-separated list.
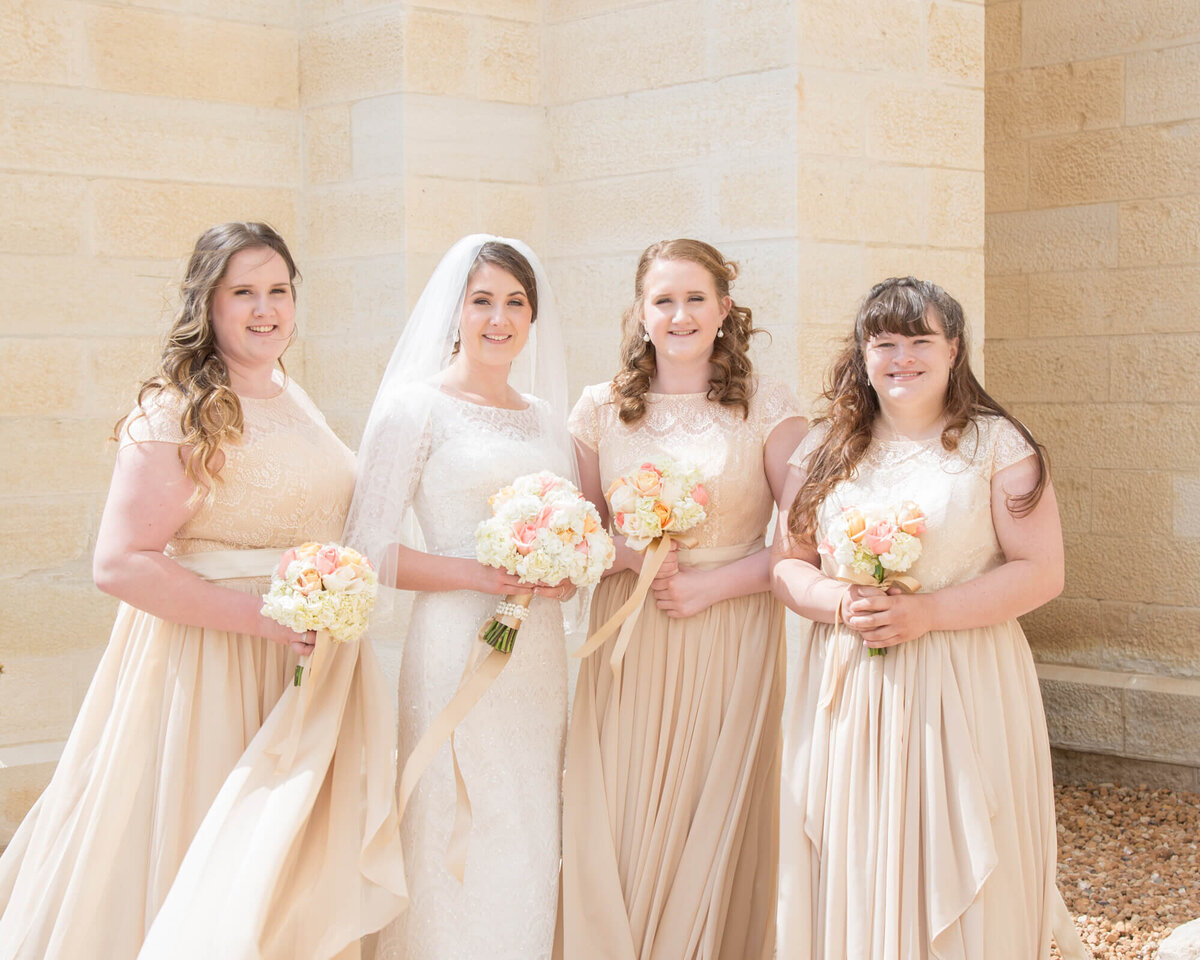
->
[346, 236, 575, 959]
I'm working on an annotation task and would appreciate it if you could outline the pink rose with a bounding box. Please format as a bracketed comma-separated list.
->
[534, 504, 555, 529]
[512, 521, 539, 556]
[314, 545, 340, 577]
[537, 474, 561, 496]
[275, 547, 299, 579]
[691, 484, 709, 507]
[863, 521, 896, 556]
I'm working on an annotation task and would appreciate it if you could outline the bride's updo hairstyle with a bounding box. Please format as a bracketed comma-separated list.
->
[787, 276, 1047, 546]
[117, 221, 299, 501]
[612, 238, 761, 424]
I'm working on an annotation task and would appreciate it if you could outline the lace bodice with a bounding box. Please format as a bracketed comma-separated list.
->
[790, 416, 1036, 591]
[570, 378, 802, 549]
[403, 383, 572, 557]
[120, 377, 355, 555]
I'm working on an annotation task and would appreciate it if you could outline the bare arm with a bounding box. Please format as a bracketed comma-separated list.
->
[654, 415, 809, 618]
[385, 542, 532, 596]
[92, 442, 312, 653]
[847, 455, 1065, 648]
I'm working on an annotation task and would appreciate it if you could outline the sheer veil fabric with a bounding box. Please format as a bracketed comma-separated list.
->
[343, 233, 575, 591]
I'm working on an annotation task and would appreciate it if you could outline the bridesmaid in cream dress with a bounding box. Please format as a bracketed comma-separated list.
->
[772, 277, 1089, 960]
[562, 239, 807, 960]
[0, 223, 401, 959]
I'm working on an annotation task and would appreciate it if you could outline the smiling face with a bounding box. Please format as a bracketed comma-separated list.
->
[863, 308, 959, 415]
[456, 261, 534, 370]
[210, 246, 295, 376]
[640, 257, 731, 368]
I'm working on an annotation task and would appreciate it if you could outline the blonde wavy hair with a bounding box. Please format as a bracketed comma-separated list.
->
[612, 239, 763, 424]
[788, 277, 1048, 546]
[116, 222, 299, 503]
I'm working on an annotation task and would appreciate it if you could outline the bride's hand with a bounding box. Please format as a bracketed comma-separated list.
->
[469, 562, 534, 596]
[532, 581, 577, 603]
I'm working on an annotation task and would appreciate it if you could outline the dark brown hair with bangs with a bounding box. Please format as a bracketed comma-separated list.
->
[787, 276, 1048, 546]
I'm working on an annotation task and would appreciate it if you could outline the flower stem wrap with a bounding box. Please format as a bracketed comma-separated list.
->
[480, 593, 533, 654]
[832, 563, 921, 657]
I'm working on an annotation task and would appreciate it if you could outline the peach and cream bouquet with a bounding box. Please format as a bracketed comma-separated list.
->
[475, 471, 615, 653]
[819, 501, 925, 656]
[261, 541, 379, 683]
[605, 459, 709, 551]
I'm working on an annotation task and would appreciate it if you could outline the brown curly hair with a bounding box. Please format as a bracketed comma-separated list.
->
[788, 276, 1048, 545]
[612, 238, 763, 424]
[116, 222, 299, 503]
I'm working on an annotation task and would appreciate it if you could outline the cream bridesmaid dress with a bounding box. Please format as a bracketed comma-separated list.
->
[778, 416, 1088, 960]
[562, 378, 802, 960]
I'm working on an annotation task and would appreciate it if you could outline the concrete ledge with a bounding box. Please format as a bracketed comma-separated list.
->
[1052, 748, 1200, 793]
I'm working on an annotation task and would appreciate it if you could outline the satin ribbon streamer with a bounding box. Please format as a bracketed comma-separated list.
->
[572, 534, 676, 678]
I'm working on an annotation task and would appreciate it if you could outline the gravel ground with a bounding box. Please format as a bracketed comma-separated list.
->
[1052, 782, 1200, 959]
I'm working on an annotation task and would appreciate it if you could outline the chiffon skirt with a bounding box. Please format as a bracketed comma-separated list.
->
[0, 581, 293, 960]
[778, 619, 1085, 960]
[562, 549, 785, 960]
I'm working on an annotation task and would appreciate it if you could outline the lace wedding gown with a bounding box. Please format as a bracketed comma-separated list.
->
[778, 416, 1086, 960]
[374, 383, 571, 960]
[0, 378, 356, 960]
[561, 378, 802, 960]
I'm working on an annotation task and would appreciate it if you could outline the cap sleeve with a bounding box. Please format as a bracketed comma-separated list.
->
[754, 377, 804, 443]
[786, 421, 828, 472]
[119, 388, 187, 447]
[989, 416, 1037, 475]
[568, 383, 604, 452]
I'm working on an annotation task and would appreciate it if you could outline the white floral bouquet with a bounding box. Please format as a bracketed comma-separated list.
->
[605, 460, 709, 551]
[818, 501, 925, 656]
[475, 471, 614, 653]
[261, 541, 379, 683]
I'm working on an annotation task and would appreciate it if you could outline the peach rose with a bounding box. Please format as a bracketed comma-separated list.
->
[294, 565, 324, 596]
[691, 484, 709, 507]
[275, 547, 299, 579]
[897, 501, 926, 536]
[863, 521, 896, 556]
[843, 507, 867, 543]
[652, 501, 671, 526]
[633, 466, 663, 498]
[608, 481, 638, 515]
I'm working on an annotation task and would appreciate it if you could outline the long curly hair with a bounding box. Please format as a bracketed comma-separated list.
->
[116, 222, 299, 503]
[612, 238, 763, 424]
[788, 276, 1048, 545]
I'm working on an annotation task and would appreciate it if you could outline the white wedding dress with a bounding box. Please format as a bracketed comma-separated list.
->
[374, 382, 570, 960]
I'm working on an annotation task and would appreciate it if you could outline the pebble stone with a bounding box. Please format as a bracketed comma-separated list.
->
[1050, 783, 1200, 959]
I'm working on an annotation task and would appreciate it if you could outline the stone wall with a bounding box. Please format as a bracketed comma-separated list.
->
[0, 0, 300, 839]
[985, 0, 1200, 787]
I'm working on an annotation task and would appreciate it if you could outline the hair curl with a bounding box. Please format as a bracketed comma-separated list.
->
[612, 238, 763, 424]
[116, 222, 299, 504]
[788, 276, 1048, 545]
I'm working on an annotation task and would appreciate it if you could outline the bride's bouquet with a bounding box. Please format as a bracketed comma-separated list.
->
[261, 541, 379, 683]
[475, 471, 614, 653]
[605, 460, 709, 550]
[819, 501, 925, 656]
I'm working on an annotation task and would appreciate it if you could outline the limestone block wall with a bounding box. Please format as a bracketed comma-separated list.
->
[985, 0, 1200, 786]
[297, 0, 544, 445]
[796, 0, 986, 405]
[0, 0, 300, 840]
[544, 0, 800, 397]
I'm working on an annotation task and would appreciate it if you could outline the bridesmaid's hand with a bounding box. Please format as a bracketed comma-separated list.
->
[468, 562, 534, 597]
[847, 589, 935, 649]
[651, 566, 710, 619]
[257, 615, 316, 655]
[532, 581, 577, 603]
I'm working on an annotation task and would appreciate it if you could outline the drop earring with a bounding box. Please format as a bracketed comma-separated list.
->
[716, 327, 725, 339]
[642, 331, 650, 342]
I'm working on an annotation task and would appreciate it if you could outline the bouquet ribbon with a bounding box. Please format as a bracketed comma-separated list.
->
[269, 629, 335, 772]
[572, 534, 679, 678]
[395, 597, 532, 882]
